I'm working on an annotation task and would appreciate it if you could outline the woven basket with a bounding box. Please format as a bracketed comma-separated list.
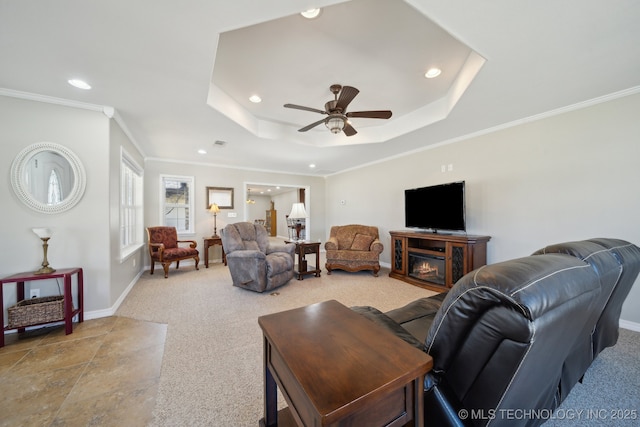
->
[7, 296, 64, 328]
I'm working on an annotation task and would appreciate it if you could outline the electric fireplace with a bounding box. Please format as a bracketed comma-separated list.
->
[408, 252, 445, 285]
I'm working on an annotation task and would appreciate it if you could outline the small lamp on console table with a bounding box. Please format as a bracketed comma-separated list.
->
[32, 227, 56, 274]
[288, 203, 308, 241]
[209, 203, 220, 237]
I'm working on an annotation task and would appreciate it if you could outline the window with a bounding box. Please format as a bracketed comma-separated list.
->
[120, 149, 144, 260]
[160, 175, 194, 234]
[47, 169, 62, 204]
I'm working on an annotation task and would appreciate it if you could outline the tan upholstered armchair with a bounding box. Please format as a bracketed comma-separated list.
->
[325, 224, 384, 276]
[147, 226, 200, 278]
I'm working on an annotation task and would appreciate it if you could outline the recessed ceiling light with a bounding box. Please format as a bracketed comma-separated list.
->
[309, 164, 316, 168]
[424, 68, 442, 79]
[197, 149, 207, 154]
[249, 95, 262, 103]
[301, 8, 321, 19]
[68, 79, 91, 90]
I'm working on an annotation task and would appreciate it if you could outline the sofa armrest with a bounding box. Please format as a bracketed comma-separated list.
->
[385, 293, 447, 345]
[351, 306, 424, 350]
[386, 293, 447, 324]
[325, 237, 338, 251]
[266, 242, 295, 256]
[370, 239, 383, 254]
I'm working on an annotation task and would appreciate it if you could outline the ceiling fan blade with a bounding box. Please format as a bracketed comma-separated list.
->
[335, 86, 359, 112]
[284, 104, 327, 115]
[346, 110, 392, 119]
[298, 118, 327, 132]
[343, 122, 357, 137]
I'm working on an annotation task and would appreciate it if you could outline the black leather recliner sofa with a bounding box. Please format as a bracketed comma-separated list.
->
[353, 238, 640, 427]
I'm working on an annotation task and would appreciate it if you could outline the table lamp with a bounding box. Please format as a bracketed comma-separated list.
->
[288, 203, 308, 241]
[32, 227, 56, 274]
[209, 203, 220, 237]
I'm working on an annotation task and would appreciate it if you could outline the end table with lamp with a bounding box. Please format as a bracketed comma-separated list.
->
[204, 203, 226, 267]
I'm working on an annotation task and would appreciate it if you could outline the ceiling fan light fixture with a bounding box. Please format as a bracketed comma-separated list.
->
[326, 116, 345, 134]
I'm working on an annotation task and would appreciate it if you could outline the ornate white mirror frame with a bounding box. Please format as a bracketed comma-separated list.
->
[10, 142, 87, 214]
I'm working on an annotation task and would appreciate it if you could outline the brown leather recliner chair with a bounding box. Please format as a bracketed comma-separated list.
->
[532, 238, 640, 401]
[352, 238, 640, 427]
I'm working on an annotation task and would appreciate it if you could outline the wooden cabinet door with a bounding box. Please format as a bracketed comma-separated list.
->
[445, 242, 468, 287]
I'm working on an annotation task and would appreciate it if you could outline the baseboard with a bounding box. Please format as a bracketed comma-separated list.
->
[84, 269, 144, 320]
[619, 319, 640, 332]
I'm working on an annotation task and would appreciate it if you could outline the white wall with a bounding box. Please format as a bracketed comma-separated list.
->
[1, 95, 145, 318]
[143, 159, 325, 265]
[325, 91, 640, 323]
[1, 96, 109, 314]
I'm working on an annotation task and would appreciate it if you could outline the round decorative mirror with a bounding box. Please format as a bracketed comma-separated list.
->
[10, 142, 86, 214]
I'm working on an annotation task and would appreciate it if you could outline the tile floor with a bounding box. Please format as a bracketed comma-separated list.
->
[0, 316, 166, 426]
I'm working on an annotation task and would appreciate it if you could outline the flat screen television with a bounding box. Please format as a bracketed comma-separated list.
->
[404, 181, 466, 232]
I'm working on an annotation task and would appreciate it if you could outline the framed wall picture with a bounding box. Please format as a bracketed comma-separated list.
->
[206, 187, 234, 209]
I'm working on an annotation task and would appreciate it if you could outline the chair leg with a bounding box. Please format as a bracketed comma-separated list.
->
[176, 260, 180, 270]
[162, 262, 170, 278]
[194, 256, 200, 270]
[150, 262, 155, 275]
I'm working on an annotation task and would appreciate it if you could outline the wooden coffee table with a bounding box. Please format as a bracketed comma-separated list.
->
[258, 300, 432, 427]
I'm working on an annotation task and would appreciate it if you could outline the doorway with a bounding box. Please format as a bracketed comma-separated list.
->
[243, 182, 311, 241]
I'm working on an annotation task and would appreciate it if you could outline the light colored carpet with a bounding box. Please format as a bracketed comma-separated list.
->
[116, 252, 434, 426]
[116, 251, 640, 426]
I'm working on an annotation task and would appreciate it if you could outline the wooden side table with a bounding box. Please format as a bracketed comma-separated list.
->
[286, 241, 321, 280]
[0, 267, 84, 347]
[258, 300, 432, 427]
[203, 236, 226, 267]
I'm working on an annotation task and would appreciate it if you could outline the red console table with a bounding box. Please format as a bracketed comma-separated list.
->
[0, 267, 84, 347]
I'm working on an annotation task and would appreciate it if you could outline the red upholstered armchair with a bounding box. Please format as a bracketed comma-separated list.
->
[147, 226, 200, 278]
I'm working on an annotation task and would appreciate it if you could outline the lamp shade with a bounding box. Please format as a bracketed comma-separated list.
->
[288, 203, 307, 219]
[32, 227, 53, 239]
[209, 203, 220, 214]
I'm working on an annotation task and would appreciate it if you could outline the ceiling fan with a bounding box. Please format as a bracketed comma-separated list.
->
[284, 84, 392, 136]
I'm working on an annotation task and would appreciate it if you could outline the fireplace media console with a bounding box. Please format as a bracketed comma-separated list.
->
[389, 231, 491, 292]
